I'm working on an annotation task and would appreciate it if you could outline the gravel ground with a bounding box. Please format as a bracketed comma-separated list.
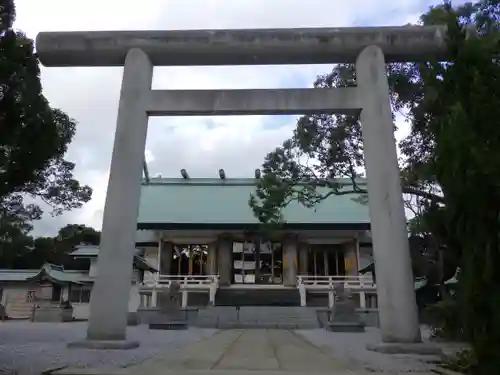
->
[0, 322, 217, 375]
[296, 327, 443, 374]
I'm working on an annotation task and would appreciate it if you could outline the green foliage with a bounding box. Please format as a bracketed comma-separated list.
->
[424, 4, 500, 372]
[425, 299, 466, 341]
[249, 64, 369, 225]
[0, 0, 92, 228]
[0, 0, 93, 259]
[0, 223, 100, 269]
[441, 350, 478, 375]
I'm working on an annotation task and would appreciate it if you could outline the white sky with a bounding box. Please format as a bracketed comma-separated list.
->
[12, 0, 462, 236]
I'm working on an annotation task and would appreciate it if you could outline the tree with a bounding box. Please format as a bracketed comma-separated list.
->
[50, 224, 100, 268]
[0, 223, 100, 269]
[250, 1, 500, 372]
[250, 1, 497, 224]
[0, 0, 92, 229]
[428, 7, 500, 372]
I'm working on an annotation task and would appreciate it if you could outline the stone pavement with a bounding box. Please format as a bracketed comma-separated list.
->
[53, 329, 446, 375]
[128, 329, 356, 374]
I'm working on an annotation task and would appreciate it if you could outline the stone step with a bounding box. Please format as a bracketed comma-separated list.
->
[327, 321, 365, 332]
[215, 288, 301, 306]
[6, 304, 34, 318]
[196, 306, 320, 329]
[149, 321, 188, 330]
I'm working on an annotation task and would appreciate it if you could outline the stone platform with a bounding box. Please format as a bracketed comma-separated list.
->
[327, 321, 365, 332]
[148, 321, 188, 330]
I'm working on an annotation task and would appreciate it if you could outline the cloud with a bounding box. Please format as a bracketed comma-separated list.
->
[13, 0, 447, 236]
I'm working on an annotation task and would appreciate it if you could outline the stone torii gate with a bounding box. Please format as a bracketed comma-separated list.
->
[37, 26, 446, 348]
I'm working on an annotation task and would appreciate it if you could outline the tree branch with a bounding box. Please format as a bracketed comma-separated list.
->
[282, 178, 444, 205]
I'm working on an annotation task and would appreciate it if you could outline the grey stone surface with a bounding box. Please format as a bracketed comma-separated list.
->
[0, 321, 217, 375]
[4, 324, 455, 374]
[327, 322, 365, 332]
[195, 306, 319, 329]
[214, 287, 301, 306]
[137, 308, 199, 325]
[126, 312, 138, 326]
[52, 369, 128, 375]
[327, 285, 365, 332]
[33, 307, 73, 322]
[315, 309, 330, 327]
[53, 370, 361, 375]
[297, 327, 444, 373]
[159, 281, 183, 321]
[182, 292, 209, 307]
[316, 308, 379, 328]
[0, 304, 6, 320]
[356, 45, 421, 343]
[126, 329, 354, 373]
[36, 26, 447, 67]
[147, 87, 361, 116]
[138, 283, 190, 326]
[148, 322, 188, 330]
[136, 308, 162, 325]
[86, 48, 153, 342]
[332, 303, 356, 321]
[356, 308, 379, 327]
[53, 371, 390, 375]
[67, 340, 140, 350]
[332, 285, 358, 322]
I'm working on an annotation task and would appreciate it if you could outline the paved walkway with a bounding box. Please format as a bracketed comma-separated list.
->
[129, 329, 357, 374]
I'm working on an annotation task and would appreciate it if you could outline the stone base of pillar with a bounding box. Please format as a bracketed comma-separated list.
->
[67, 340, 140, 350]
[366, 342, 443, 356]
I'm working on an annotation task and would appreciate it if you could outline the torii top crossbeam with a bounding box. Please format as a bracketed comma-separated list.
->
[36, 26, 446, 67]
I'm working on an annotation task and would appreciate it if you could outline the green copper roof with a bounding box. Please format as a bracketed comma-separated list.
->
[358, 261, 375, 274]
[25, 263, 84, 284]
[444, 267, 460, 285]
[137, 178, 370, 226]
[0, 263, 88, 284]
[0, 269, 40, 282]
[414, 277, 428, 291]
[0, 258, 156, 283]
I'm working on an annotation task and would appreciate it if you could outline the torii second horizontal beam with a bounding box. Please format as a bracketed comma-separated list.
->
[146, 88, 361, 116]
[36, 26, 447, 67]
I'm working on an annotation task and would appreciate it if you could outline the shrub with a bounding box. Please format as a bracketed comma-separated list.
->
[424, 298, 465, 341]
[441, 349, 478, 375]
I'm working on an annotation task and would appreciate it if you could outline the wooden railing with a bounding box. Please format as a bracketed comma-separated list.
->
[297, 275, 376, 290]
[143, 274, 219, 289]
[139, 273, 376, 309]
[140, 274, 220, 308]
[296, 275, 377, 308]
